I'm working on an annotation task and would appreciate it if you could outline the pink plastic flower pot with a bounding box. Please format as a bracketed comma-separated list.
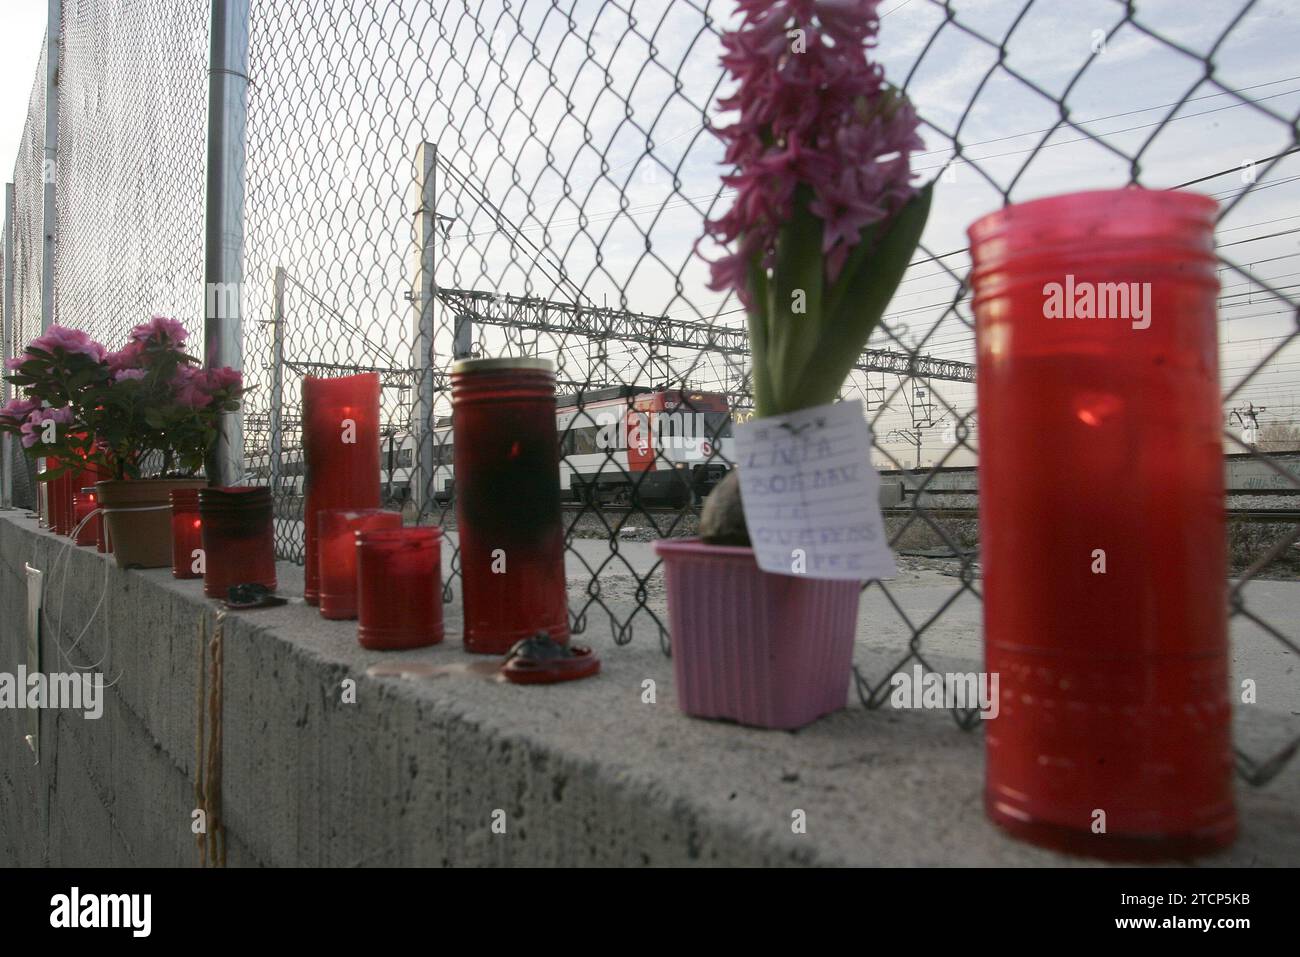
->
[654, 538, 862, 730]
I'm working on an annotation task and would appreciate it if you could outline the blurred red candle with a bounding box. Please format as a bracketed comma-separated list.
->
[969, 187, 1234, 859]
[171, 488, 204, 579]
[318, 508, 402, 620]
[451, 358, 569, 654]
[356, 527, 443, 650]
[302, 373, 381, 605]
[199, 486, 277, 600]
[73, 487, 100, 547]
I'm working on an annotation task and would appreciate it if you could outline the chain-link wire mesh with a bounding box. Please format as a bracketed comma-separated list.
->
[2, 0, 1297, 785]
[5, 36, 51, 510]
[52, 0, 209, 349]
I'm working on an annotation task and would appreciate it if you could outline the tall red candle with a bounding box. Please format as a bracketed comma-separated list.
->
[63, 467, 88, 537]
[356, 527, 444, 649]
[969, 188, 1234, 858]
[171, 488, 204, 579]
[451, 358, 569, 654]
[318, 508, 402, 620]
[199, 486, 277, 600]
[73, 488, 100, 547]
[302, 373, 381, 605]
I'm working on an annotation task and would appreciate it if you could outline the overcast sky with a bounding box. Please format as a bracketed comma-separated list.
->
[0, 4, 48, 181]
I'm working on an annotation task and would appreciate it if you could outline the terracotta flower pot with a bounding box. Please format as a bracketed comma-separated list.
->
[97, 478, 208, 569]
[654, 538, 861, 730]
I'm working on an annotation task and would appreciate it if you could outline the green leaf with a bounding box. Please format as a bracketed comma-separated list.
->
[790, 181, 934, 411]
[766, 185, 825, 415]
[744, 254, 776, 417]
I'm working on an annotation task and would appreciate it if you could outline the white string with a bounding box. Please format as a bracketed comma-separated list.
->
[39, 508, 122, 684]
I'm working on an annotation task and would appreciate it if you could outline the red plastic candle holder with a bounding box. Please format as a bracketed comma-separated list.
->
[302, 373, 381, 605]
[356, 527, 444, 650]
[73, 487, 100, 547]
[171, 488, 204, 579]
[199, 486, 277, 600]
[451, 357, 569, 654]
[318, 508, 402, 620]
[969, 187, 1234, 859]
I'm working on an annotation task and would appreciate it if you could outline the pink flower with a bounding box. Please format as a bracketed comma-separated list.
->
[0, 396, 40, 423]
[4, 356, 25, 371]
[19, 406, 73, 449]
[172, 364, 213, 408]
[106, 341, 146, 373]
[113, 368, 147, 382]
[204, 367, 243, 394]
[28, 325, 107, 363]
[703, 0, 924, 304]
[129, 315, 189, 349]
[172, 364, 242, 408]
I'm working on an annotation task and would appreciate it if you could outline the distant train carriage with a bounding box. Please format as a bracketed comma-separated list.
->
[555, 385, 734, 506]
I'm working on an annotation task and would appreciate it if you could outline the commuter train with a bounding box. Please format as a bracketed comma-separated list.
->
[246, 386, 736, 508]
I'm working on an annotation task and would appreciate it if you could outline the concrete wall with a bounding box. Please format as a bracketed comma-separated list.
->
[1, 509, 1297, 867]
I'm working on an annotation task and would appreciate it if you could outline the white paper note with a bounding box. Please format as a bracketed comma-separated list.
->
[733, 399, 896, 581]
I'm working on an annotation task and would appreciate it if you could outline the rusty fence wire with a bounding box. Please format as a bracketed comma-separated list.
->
[1, 0, 1297, 785]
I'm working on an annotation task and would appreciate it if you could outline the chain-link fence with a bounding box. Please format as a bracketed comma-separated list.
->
[2, 0, 1297, 785]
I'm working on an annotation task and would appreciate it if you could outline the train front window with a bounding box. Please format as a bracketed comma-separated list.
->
[703, 412, 732, 439]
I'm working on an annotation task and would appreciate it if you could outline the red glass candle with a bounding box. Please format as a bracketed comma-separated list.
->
[302, 373, 381, 605]
[45, 457, 65, 534]
[171, 488, 204, 579]
[970, 188, 1234, 858]
[451, 358, 569, 654]
[318, 508, 402, 620]
[199, 486, 277, 600]
[73, 487, 100, 546]
[356, 527, 444, 649]
[64, 468, 87, 537]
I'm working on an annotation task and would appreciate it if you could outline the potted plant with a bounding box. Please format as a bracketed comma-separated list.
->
[655, 0, 932, 729]
[1, 317, 244, 568]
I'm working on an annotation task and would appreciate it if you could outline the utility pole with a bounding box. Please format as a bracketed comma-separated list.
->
[1229, 403, 1266, 448]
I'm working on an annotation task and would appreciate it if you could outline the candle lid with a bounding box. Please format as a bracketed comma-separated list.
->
[451, 356, 554, 375]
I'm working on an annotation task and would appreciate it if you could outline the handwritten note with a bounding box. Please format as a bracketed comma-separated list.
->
[733, 399, 895, 581]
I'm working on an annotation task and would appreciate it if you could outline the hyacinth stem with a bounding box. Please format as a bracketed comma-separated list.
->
[748, 180, 934, 418]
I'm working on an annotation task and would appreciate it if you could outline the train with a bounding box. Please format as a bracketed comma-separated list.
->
[246, 385, 737, 508]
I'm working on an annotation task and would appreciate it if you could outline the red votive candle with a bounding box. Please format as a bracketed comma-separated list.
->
[451, 357, 569, 654]
[970, 187, 1234, 859]
[45, 458, 65, 535]
[356, 527, 444, 649]
[73, 487, 100, 546]
[318, 508, 402, 620]
[64, 467, 88, 537]
[302, 373, 381, 605]
[171, 488, 204, 579]
[199, 486, 277, 600]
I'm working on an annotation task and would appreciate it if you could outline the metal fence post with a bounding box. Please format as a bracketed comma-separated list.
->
[203, 0, 250, 486]
[269, 265, 284, 497]
[2, 182, 14, 510]
[410, 141, 437, 512]
[41, 0, 60, 337]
